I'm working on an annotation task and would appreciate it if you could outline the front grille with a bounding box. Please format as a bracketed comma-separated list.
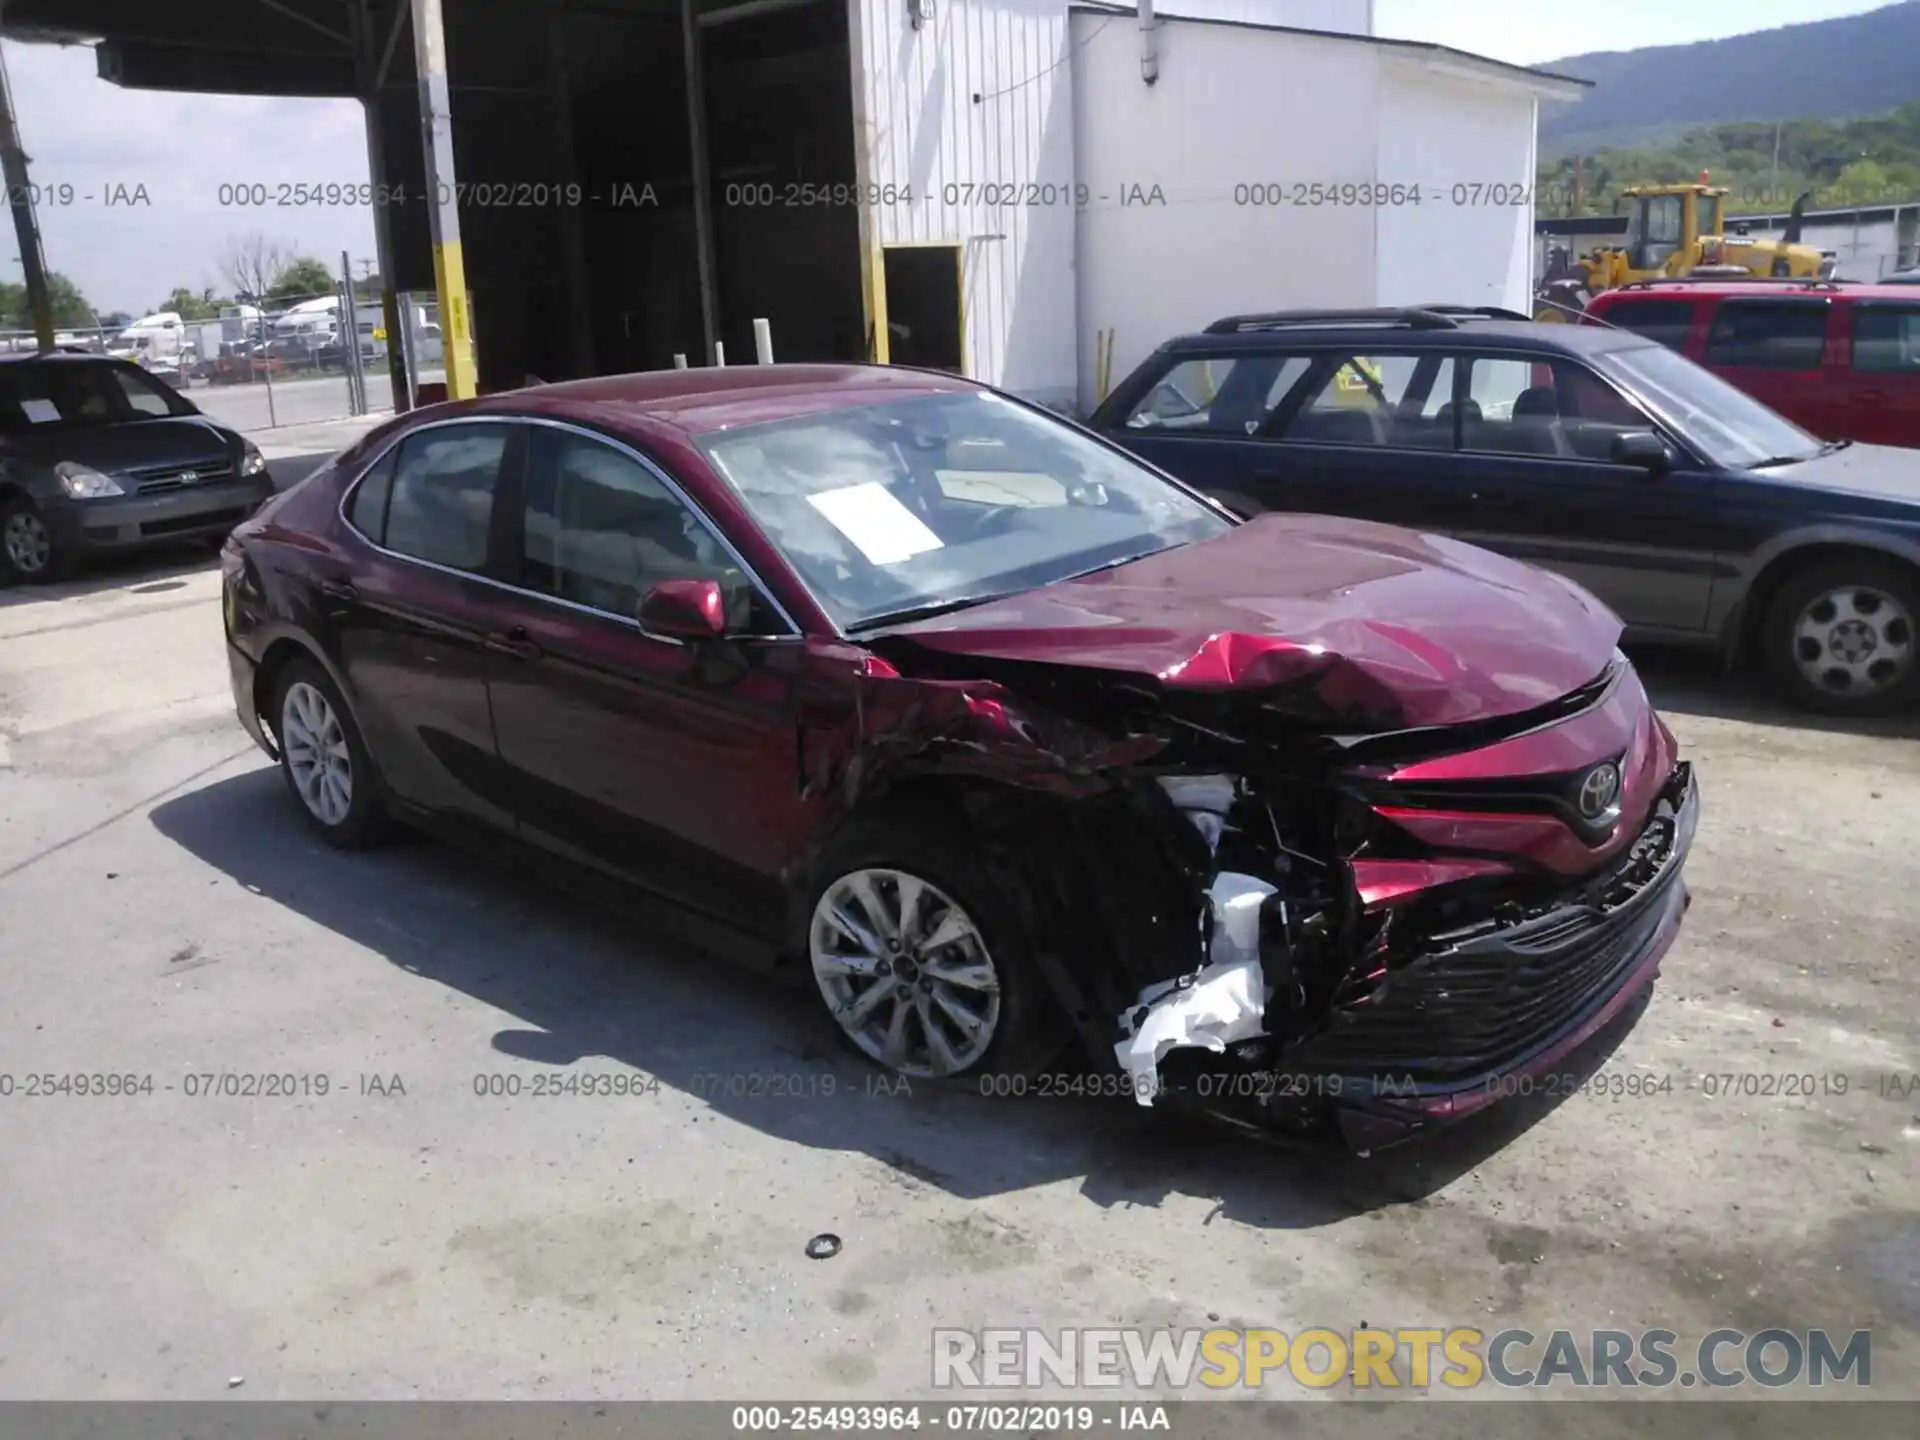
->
[1291, 804, 1685, 1084]
[130, 459, 235, 495]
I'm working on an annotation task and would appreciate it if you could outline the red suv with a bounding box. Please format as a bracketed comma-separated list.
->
[1585, 279, 1920, 449]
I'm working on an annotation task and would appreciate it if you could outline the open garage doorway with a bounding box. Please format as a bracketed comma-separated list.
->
[881, 245, 965, 373]
[555, 0, 863, 376]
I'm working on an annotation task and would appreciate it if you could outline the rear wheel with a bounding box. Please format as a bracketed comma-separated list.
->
[272, 658, 391, 847]
[805, 814, 1061, 1081]
[1762, 557, 1920, 715]
[1, 497, 70, 584]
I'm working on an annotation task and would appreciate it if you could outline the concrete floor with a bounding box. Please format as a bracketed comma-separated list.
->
[0, 543, 1915, 1403]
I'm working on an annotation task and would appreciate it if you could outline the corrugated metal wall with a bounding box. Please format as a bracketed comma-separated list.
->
[847, 0, 1079, 407]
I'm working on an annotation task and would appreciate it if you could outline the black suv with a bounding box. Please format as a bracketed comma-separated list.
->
[1089, 306, 1920, 716]
[0, 353, 275, 584]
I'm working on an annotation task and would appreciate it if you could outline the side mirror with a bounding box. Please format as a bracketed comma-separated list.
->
[637, 578, 726, 643]
[1611, 429, 1671, 474]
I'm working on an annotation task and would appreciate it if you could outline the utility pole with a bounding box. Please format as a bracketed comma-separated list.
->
[0, 42, 55, 351]
[1770, 119, 1784, 209]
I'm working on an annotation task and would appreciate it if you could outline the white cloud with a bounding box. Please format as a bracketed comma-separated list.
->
[4, 38, 375, 314]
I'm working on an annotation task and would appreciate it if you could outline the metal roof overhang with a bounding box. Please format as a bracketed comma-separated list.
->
[0, 0, 358, 96]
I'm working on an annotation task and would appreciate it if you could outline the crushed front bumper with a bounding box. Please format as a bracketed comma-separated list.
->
[1302, 760, 1699, 1149]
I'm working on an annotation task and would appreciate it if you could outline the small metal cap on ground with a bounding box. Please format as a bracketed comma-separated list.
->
[805, 1233, 842, 1260]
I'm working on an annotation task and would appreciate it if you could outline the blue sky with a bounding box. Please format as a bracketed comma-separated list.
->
[1, 0, 1908, 314]
[1371, 0, 1894, 64]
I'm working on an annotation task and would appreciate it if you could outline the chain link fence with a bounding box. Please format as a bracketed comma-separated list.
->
[0, 287, 450, 432]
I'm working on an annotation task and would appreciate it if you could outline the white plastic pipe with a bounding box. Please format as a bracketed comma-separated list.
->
[753, 316, 774, 364]
[714, 340, 726, 367]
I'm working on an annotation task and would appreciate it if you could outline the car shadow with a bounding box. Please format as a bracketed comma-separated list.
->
[0, 546, 218, 607]
[148, 768, 1643, 1231]
[1628, 642, 1920, 741]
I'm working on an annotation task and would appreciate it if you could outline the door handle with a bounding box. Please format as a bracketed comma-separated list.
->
[315, 576, 357, 609]
[483, 626, 543, 660]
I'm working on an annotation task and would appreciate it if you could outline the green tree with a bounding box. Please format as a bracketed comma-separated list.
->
[0, 272, 100, 330]
[156, 286, 221, 321]
[266, 256, 339, 303]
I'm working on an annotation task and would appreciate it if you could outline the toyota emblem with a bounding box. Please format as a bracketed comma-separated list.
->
[177, 469, 199, 485]
[1576, 762, 1622, 820]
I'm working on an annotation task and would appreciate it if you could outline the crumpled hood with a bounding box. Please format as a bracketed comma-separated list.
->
[882, 512, 1624, 728]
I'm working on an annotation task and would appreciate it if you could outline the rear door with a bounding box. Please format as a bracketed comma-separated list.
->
[1701, 298, 1836, 435]
[1441, 353, 1722, 634]
[328, 419, 527, 834]
[482, 420, 804, 939]
[1250, 349, 1462, 532]
[1102, 351, 1312, 514]
[1833, 299, 1920, 449]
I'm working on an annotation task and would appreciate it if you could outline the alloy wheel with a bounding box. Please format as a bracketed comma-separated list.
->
[1790, 584, 1915, 699]
[809, 867, 1001, 1078]
[281, 680, 354, 827]
[4, 511, 51, 575]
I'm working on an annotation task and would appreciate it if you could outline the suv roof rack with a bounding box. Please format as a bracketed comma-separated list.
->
[1414, 303, 1535, 321]
[1202, 307, 1461, 334]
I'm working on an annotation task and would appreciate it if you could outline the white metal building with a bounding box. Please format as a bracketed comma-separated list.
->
[845, 0, 1587, 413]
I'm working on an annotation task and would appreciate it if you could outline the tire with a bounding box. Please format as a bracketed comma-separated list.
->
[803, 812, 1063, 1083]
[1, 495, 72, 585]
[271, 658, 391, 848]
[1761, 556, 1920, 716]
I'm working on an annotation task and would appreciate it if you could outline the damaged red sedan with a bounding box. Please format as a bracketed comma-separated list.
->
[222, 364, 1697, 1147]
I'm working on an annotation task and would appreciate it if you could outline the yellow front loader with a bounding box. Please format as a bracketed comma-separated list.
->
[1534, 181, 1835, 321]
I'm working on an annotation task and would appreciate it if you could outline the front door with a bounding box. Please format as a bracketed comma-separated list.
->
[483, 421, 803, 939]
[1441, 353, 1721, 635]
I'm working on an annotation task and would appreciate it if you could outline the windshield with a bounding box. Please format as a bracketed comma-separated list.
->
[0, 360, 196, 434]
[696, 391, 1233, 630]
[1594, 342, 1823, 468]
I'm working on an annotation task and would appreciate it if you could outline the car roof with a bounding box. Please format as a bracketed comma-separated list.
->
[1589, 279, 1920, 303]
[1158, 312, 1654, 358]
[0, 351, 123, 364]
[460, 362, 990, 437]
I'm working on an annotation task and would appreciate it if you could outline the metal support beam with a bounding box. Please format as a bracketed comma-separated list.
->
[680, 0, 720, 365]
[547, 15, 595, 379]
[410, 0, 477, 398]
[0, 43, 53, 351]
[362, 96, 411, 411]
[376, 0, 410, 88]
[256, 0, 353, 46]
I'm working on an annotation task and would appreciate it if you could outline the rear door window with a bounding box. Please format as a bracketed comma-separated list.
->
[382, 424, 509, 573]
[1597, 298, 1695, 350]
[1704, 301, 1830, 370]
[1121, 355, 1310, 435]
[1276, 353, 1450, 448]
[1851, 304, 1920, 373]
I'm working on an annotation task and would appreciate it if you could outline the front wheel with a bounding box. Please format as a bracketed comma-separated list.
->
[805, 816, 1061, 1081]
[1762, 558, 1920, 715]
[1, 497, 70, 585]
